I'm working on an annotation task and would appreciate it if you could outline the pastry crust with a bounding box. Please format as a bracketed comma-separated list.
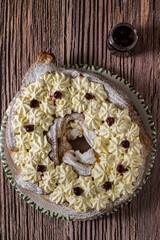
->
[6, 52, 153, 220]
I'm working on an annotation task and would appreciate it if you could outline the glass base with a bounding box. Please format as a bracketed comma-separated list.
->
[107, 39, 135, 57]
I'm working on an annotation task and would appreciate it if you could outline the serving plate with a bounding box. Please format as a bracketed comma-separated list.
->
[0, 64, 156, 220]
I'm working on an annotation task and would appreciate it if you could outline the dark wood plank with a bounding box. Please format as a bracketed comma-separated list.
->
[0, 0, 160, 239]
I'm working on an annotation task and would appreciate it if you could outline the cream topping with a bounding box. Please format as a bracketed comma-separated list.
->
[56, 163, 78, 184]
[78, 176, 96, 198]
[11, 72, 143, 213]
[21, 162, 41, 184]
[67, 195, 88, 213]
[14, 97, 31, 116]
[50, 186, 66, 204]
[39, 168, 57, 193]
[91, 193, 109, 211]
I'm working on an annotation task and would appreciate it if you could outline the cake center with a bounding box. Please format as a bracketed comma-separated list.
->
[68, 136, 91, 153]
[47, 113, 97, 176]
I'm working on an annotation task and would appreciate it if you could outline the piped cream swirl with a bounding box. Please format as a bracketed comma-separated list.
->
[11, 71, 143, 214]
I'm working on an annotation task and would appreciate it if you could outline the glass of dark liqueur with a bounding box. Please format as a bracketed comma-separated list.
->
[107, 23, 138, 57]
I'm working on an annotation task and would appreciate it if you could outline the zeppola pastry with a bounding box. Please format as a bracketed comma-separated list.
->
[6, 52, 153, 220]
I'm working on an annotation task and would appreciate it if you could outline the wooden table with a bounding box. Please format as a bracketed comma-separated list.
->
[0, 0, 160, 239]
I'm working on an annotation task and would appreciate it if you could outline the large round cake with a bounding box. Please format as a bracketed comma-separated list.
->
[6, 52, 153, 220]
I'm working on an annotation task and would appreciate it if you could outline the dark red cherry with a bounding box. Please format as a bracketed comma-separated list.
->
[37, 165, 46, 172]
[117, 164, 128, 174]
[121, 140, 130, 148]
[30, 99, 39, 108]
[39, 173, 44, 182]
[50, 94, 54, 99]
[25, 125, 34, 132]
[73, 187, 83, 196]
[106, 117, 115, 126]
[103, 181, 112, 191]
[79, 73, 84, 78]
[54, 91, 62, 99]
[43, 131, 48, 136]
[84, 93, 95, 100]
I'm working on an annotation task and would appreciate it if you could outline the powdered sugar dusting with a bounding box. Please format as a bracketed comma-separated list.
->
[16, 174, 44, 195]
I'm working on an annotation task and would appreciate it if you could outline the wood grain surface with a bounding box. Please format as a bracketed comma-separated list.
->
[0, 0, 160, 239]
